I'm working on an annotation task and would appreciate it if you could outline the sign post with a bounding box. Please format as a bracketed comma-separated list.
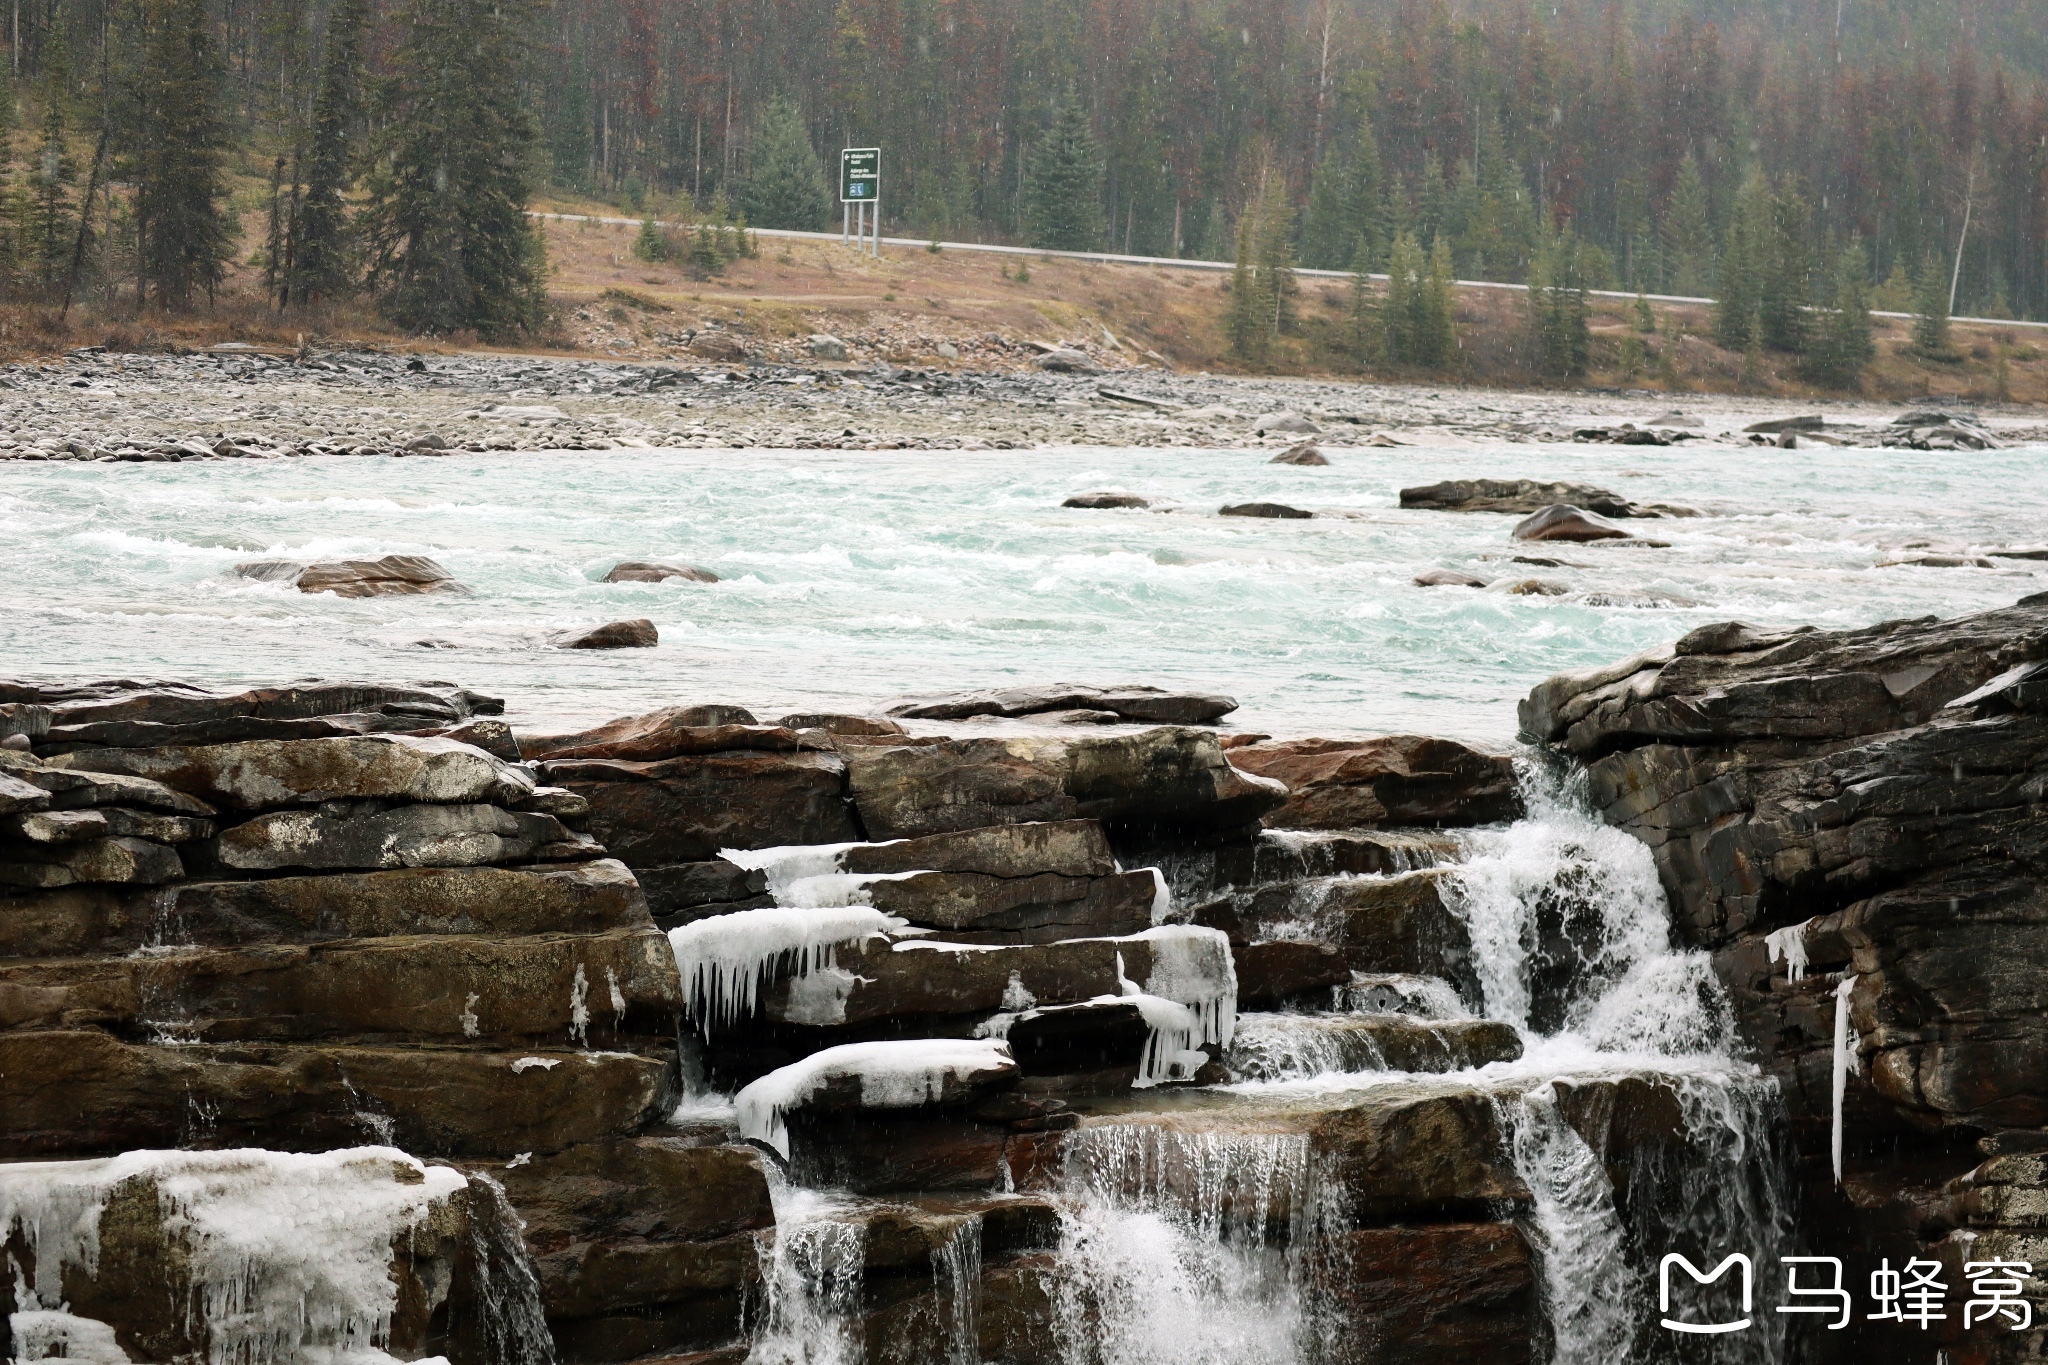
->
[840, 148, 880, 257]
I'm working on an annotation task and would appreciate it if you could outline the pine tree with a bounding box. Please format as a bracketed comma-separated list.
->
[284, 0, 369, 307]
[738, 97, 830, 231]
[1714, 174, 1772, 351]
[1300, 121, 1386, 271]
[1802, 239, 1876, 388]
[1910, 254, 1955, 358]
[1660, 155, 1714, 297]
[1025, 96, 1104, 251]
[1420, 236, 1458, 366]
[549, 46, 593, 191]
[23, 37, 76, 295]
[122, 0, 235, 308]
[1527, 224, 1591, 377]
[1381, 231, 1422, 363]
[1757, 182, 1814, 354]
[632, 217, 671, 262]
[1226, 173, 1298, 364]
[364, 0, 548, 337]
[1345, 239, 1383, 366]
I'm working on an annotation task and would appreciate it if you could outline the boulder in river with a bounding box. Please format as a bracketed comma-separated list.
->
[1412, 569, 1489, 588]
[1219, 502, 1313, 520]
[603, 560, 719, 583]
[553, 619, 659, 649]
[887, 683, 1237, 725]
[1742, 415, 1825, 434]
[1269, 443, 1329, 466]
[1400, 479, 1642, 518]
[232, 554, 470, 597]
[1509, 504, 1635, 542]
[1062, 492, 1150, 509]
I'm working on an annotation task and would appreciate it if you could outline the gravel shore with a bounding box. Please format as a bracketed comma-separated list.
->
[0, 345, 2041, 459]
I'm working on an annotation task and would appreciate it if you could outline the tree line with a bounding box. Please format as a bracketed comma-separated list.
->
[0, 0, 545, 335]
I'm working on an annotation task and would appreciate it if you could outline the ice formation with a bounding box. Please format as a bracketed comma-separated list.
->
[0, 1148, 468, 1365]
[735, 1038, 1016, 1159]
[667, 905, 905, 1031]
[1833, 973, 1861, 1184]
[1764, 920, 1812, 982]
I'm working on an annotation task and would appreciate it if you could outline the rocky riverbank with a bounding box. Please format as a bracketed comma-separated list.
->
[3, 589, 2045, 1364]
[0, 345, 2041, 459]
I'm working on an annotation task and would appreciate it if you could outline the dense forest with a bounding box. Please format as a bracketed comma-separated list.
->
[0, 0, 2039, 333]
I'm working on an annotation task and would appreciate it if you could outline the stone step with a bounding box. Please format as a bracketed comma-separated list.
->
[1225, 1012, 1523, 1081]
[0, 859, 651, 957]
[0, 1030, 674, 1158]
[539, 749, 857, 866]
[214, 800, 583, 871]
[0, 928, 680, 1046]
[46, 733, 534, 812]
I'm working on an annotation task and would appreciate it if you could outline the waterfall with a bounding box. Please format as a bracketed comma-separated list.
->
[1451, 760, 1795, 1364]
[747, 1180, 869, 1365]
[1052, 1125, 1325, 1365]
[456, 1172, 558, 1365]
[930, 1214, 983, 1365]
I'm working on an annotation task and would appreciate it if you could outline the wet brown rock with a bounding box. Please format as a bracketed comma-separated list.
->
[1232, 940, 1352, 1008]
[541, 749, 857, 866]
[777, 712, 908, 737]
[1219, 502, 1313, 519]
[604, 561, 720, 584]
[234, 553, 471, 597]
[636, 859, 773, 928]
[2, 805, 212, 844]
[1225, 735, 1520, 830]
[1228, 1014, 1522, 1077]
[216, 802, 581, 871]
[842, 820, 1116, 878]
[887, 684, 1237, 726]
[845, 728, 1285, 840]
[1063, 492, 1150, 509]
[61, 860, 647, 956]
[1509, 504, 1635, 542]
[1412, 568, 1489, 588]
[1325, 1223, 1534, 1365]
[0, 1030, 675, 1158]
[0, 927, 680, 1045]
[864, 868, 1157, 942]
[0, 834, 183, 888]
[762, 928, 1232, 1029]
[1269, 443, 1329, 465]
[45, 734, 534, 812]
[554, 619, 660, 650]
[1401, 479, 1641, 518]
[519, 706, 780, 763]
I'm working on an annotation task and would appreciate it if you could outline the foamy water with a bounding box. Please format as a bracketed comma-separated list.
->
[1, 439, 2040, 734]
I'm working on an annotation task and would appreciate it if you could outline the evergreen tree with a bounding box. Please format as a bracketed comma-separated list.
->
[284, 0, 369, 307]
[1381, 231, 1457, 367]
[1300, 120, 1386, 271]
[122, 0, 235, 308]
[1714, 174, 1772, 351]
[364, 0, 548, 337]
[738, 97, 830, 231]
[633, 217, 672, 262]
[549, 45, 593, 191]
[1420, 237, 1458, 366]
[1527, 224, 1591, 377]
[23, 36, 76, 294]
[1344, 238, 1383, 366]
[1802, 239, 1875, 388]
[1381, 231, 1423, 364]
[1025, 96, 1104, 251]
[1910, 253, 1955, 358]
[1226, 176, 1295, 362]
[1660, 155, 1714, 297]
[1757, 182, 1814, 353]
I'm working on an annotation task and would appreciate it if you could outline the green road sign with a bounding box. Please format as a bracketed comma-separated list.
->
[840, 148, 880, 203]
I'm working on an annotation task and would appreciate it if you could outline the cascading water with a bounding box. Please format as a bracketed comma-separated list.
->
[1052, 1125, 1327, 1365]
[747, 1179, 869, 1365]
[1447, 759, 1795, 1364]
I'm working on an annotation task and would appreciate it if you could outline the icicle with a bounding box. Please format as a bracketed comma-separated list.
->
[667, 905, 905, 1032]
[1833, 974, 1860, 1185]
[1764, 921, 1812, 983]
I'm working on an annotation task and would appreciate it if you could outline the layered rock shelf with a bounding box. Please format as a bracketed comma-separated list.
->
[6, 595, 2040, 1362]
